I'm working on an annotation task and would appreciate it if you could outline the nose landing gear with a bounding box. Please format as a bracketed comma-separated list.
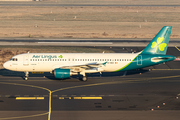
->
[24, 72, 29, 81]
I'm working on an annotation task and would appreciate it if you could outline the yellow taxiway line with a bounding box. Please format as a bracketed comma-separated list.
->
[0, 82, 51, 120]
[1, 73, 180, 120]
[175, 46, 180, 51]
[16, 97, 44, 100]
[0, 112, 49, 120]
[74, 97, 102, 99]
[59, 97, 102, 99]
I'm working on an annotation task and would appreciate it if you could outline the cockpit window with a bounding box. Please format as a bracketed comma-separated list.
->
[10, 58, 18, 61]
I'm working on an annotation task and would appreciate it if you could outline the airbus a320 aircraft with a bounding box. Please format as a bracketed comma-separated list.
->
[3, 26, 175, 81]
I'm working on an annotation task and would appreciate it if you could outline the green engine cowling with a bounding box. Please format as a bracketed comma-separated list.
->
[54, 68, 71, 79]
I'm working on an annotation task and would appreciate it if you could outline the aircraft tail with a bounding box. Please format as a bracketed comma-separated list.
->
[141, 26, 172, 55]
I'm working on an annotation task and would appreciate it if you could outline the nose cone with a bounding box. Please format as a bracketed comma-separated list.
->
[3, 62, 9, 69]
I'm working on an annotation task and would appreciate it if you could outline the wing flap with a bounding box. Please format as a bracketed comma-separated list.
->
[59, 62, 107, 72]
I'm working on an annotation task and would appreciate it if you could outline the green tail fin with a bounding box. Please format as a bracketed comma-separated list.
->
[141, 26, 172, 55]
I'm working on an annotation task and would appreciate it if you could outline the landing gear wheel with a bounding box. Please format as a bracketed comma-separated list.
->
[82, 76, 88, 82]
[24, 71, 29, 81]
[25, 77, 28, 81]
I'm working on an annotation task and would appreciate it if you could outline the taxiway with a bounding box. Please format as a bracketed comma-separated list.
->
[0, 46, 180, 120]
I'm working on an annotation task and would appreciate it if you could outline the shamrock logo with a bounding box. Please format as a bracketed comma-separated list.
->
[58, 55, 63, 58]
[151, 37, 167, 53]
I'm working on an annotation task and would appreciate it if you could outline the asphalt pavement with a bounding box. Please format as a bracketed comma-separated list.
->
[0, 46, 180, 120]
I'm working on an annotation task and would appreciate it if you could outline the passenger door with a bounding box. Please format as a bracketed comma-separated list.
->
[23, 54, 29, 66]
[137, 55, 142, 65]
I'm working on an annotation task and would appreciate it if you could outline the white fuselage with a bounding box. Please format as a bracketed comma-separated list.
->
[3, 53, 138, 73]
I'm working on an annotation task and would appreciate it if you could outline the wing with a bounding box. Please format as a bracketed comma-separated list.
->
[60, 62, 107, 72]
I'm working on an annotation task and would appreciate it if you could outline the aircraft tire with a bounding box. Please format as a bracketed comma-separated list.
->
[82, 76, 88, 82]
[25, 77, 28, 81]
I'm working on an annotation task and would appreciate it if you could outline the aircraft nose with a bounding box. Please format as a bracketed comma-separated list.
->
[3, 62, 9, 69]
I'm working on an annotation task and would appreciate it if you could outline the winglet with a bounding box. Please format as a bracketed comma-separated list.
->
[102, 62, 107, 66]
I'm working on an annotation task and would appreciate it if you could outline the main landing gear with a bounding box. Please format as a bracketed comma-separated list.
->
[80, 72, 88, 82]
[24, 72, 29, 81]
[82, 76, 88, 82]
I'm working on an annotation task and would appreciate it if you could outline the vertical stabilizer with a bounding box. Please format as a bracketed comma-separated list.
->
[141, 26, 172, 55]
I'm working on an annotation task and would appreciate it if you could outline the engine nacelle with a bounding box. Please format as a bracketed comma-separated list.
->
[54, 68, 71, 79]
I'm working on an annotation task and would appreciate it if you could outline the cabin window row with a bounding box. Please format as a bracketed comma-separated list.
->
[30, 59, 132, 62]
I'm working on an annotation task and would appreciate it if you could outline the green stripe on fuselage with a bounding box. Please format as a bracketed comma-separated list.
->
[114, 53, 140, 72]
[115, 54, 175, 72]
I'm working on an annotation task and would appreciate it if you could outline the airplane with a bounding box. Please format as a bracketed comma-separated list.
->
[3, 26, 175, 81]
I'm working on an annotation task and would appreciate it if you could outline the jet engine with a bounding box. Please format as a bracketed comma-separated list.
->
[54, 68, 71, 79]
